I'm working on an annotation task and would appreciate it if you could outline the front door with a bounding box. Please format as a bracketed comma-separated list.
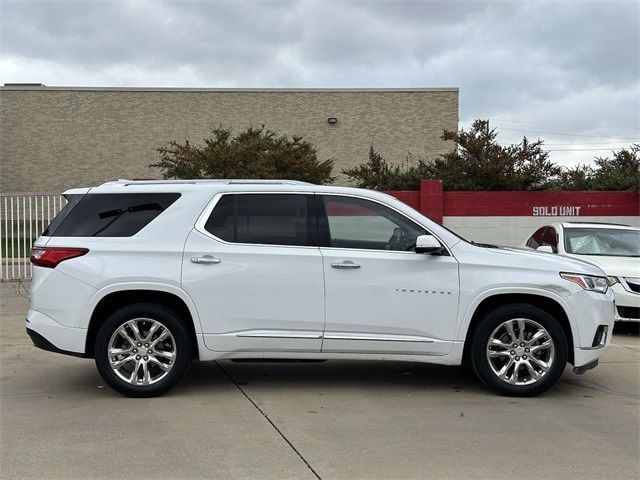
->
[318, 195, 459, 355]
[182, 193, 324, 353]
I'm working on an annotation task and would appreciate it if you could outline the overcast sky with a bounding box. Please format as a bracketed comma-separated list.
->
[1, 0, 638, 166]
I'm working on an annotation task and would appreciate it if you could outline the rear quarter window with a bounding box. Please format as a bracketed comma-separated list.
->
[45, 193, 181, 237]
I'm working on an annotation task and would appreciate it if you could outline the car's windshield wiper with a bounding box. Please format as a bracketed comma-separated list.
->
[471, 241, 500, 249]
[92, 203, 162, 236]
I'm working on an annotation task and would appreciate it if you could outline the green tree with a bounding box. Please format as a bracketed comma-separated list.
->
[554, 164, 594, 191]
[591, 144, 640, 190]
[344, 120, 562, 191]
[555, 145, 640, 191]
[342, 146, 431, 190]
[151, 125, 335, 184]
[431, 120, 561, 190]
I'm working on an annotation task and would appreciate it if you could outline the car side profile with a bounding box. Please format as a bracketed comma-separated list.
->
[523, 222, 640, 322]
[27, 180, 615, 397]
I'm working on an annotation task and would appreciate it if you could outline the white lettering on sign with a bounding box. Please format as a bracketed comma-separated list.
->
[532, 206, 582, 216]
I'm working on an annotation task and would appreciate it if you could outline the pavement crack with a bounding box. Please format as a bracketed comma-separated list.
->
[15, 353, 42, 380]
[215, 361, 322, 480]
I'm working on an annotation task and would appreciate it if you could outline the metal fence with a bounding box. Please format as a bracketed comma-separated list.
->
[0, 193, 66, 282]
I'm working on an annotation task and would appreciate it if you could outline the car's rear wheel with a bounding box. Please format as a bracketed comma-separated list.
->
[471, 303, 568, 397]
[95, 303, 192, 397]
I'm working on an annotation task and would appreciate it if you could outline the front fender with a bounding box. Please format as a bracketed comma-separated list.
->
[456, 286, 580, 347]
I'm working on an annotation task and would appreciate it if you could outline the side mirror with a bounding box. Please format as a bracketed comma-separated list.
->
[536, 245, 554, 253]
[415, 235, 445, 255]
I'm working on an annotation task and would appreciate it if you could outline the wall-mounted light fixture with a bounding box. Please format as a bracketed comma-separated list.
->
[327, 117, 338, 124]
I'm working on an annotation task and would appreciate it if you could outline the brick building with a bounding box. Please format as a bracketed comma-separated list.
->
[0, 85, 458, 192]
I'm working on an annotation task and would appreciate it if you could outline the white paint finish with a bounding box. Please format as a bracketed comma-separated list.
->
[320, 248, 458, 355]
[450, 240, 613, 350]
[29, 266, 97, 328]
[26, 309, 87, 353]
[79, 281, 204, 332]
[521, 222, 640, 322]
[444, 215, 640, 247]
[567, 289, 617, 345]
[27, 180, 617, 383]
[182, 229, 325, 353]
[612, 283, 640, 321]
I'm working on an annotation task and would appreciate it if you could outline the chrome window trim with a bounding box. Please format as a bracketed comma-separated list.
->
[194, 190, 452, 255]
[194, 191, 319, 250]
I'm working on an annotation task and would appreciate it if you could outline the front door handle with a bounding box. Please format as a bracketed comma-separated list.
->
[331, 261, 361, 269]
[191, 255, 221, 264]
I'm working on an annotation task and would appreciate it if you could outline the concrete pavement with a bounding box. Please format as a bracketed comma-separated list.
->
[1, 282, 638, 479]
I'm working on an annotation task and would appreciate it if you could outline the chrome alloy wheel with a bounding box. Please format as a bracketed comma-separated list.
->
[486, 318, 555, 386]
[107, 318, 176, 386]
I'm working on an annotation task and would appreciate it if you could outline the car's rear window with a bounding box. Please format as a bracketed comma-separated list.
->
[44, 193, 181, 237]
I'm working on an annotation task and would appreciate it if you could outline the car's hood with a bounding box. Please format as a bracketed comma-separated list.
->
[452, 243, 607, 277]
[566, 254, 640, 278]
[502, 246, 607, 274]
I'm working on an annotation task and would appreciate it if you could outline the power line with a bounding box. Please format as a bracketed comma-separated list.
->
[542, 141, 632, 146]
[492, 118, 640, 131]
[499, 141, 631, 146]
[544, 148, 625, 152]
[497, 127, 640, 141]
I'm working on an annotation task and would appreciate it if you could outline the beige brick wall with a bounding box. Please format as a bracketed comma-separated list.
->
[0, 87, 458, 192]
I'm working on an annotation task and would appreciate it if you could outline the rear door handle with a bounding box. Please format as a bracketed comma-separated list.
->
[191, 255, 221, 264]
[331, 261, 361, 269]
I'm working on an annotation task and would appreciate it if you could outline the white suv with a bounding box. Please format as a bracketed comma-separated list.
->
[27, 179, 615, 397]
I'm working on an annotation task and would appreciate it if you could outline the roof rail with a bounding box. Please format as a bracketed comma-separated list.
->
[101, 178, 313, 186]
[226, 179, 312, 185]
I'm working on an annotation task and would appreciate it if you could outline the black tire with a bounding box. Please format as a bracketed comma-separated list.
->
[470, 303, 568, 397]
[94, 302, 192, 397]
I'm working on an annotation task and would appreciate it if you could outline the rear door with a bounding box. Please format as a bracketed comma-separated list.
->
[182, 192, 325, 353]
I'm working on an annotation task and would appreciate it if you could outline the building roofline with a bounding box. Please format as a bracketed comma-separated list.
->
[1, 84, 459, 93]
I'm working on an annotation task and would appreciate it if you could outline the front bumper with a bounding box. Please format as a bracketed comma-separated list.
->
[612, 283, 640, 322]
[567, 289, 615, 368]
[26, 309, 88, 356]
[573, 359, 598, 374]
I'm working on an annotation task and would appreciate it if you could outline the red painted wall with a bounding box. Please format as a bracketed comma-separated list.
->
[386, 180, 640, 224]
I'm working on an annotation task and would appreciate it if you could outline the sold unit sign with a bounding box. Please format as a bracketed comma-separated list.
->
[532, 206, 582, 216]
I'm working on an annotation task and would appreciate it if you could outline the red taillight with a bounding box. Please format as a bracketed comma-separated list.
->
[30, 247, 89, 268]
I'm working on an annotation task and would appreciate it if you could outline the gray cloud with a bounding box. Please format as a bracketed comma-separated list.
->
[1, 0, 638, 165]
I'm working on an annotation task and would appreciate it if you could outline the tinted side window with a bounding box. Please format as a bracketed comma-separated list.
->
[43, 194, 82, 236]
[205, 194, 314, 247]
[319, 196, 426, 251]
[204, 195, 235, 242]
[526, 227, 547, 249]
[48, 193, 181, 237]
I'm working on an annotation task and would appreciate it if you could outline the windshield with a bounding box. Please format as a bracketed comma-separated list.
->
[436, 222, 469, 243]
[564, 228, 640, 257]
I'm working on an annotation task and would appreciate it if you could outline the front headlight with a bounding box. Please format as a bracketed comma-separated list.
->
[560, 272, 609, 293]
[606, 276, 619, 286]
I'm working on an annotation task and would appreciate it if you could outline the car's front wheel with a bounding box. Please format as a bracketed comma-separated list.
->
[471, 303, 568, 396]
[94, 303, 192, 397]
